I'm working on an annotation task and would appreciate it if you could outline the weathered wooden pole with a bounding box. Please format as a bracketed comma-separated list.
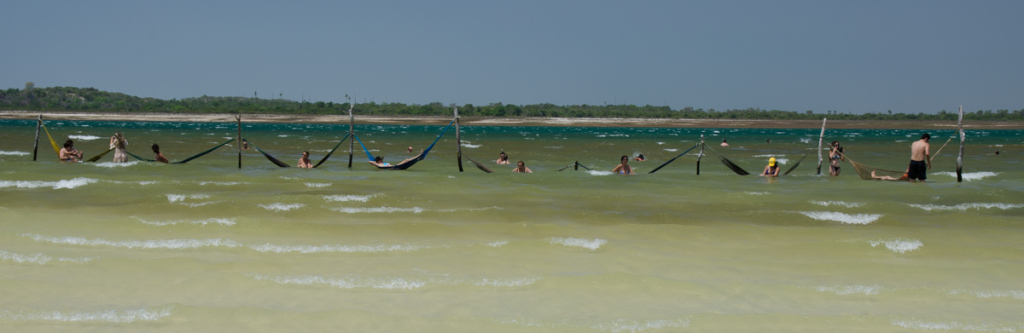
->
[696, 134, 705, 175]
[956, 105, 965, 183]
[816, 118, 827, 175]
[33, 115, 42, 161]
[347, 101, 355, 168]
[455, 107, 463, 172]
[236, 115, 242, 169]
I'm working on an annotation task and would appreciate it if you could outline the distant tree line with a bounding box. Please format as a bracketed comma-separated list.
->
[2, 85, 1022, 121]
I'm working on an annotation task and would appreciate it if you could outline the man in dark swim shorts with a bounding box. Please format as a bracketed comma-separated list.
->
[907, 134, 931, 182]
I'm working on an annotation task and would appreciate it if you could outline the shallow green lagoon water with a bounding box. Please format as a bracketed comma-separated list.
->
[1, 119, 1023, 332]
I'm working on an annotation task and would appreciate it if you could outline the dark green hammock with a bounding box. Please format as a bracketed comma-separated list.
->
[242, 139, 290, 168]
[647, 144, 699, 174]
[355, 118, 455, 170]
[127, 138, 235, 164]
[706, 146, 750, 175]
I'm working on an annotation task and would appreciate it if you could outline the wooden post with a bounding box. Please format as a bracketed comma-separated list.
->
[696, 134, 705, 175]
[455, 107, 463, 172]
[33, 115, 42, 161]
[957, 105, 965, 183]
[347, 101, 354, 168]
[236, 115, 242, 169]
[816, 118, 827, 175]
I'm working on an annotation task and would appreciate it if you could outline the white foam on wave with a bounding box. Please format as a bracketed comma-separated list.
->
[258, 203, 305, 212]
[487, 241, 509, 247]
[166, 194, 210, 203]
[197, 181, 248, 186]
[91, 161, 141, 168]
[549, 237, 607, 250]
[934, 171, 998, 181]
[950, 289, 1024, 300]
[746, 191, 769, 195]
[816, 285, 881, 295]
[753, 154, 786, 158]
[436, 206, 503, 213]
[331, 206, 424, 214]
[909, 202, 1024, 211]
[133, 217, 235, 226]
[22, 233, 241, 249]
[305, 183, 332, 188]
[775, 158, 789, 165]
[657, 142, 665, 145]
[591, 318, 690, 332]
[323, 194, 376, 202]
[588, 170, 614, 176]
[0, 250, 92, 264]
[870, 239, 923, 254]
[891, 318, 1018, 332]
[810, 200, 865, 208]
[799, 211, 882, 225]
[663, 148, 677, 152]
[0, 177, 98, 189]
[0, 307, 172, 323]
[463, 144, 481, 148]
[474, 277, 541, 287]
[68, 135, 101, 141]
[800, 138, 812, 144]
[252, 274, 426, 290]
[0, 151, 30, 156]
[248, 243, 428, 254]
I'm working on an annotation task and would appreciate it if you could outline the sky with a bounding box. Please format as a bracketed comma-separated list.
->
[2, 0, 1022, 114]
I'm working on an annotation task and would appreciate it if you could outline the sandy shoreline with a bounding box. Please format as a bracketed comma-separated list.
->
[1, 110, 1020, 129]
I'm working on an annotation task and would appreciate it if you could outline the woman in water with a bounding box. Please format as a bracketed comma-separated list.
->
[59, 139, 83, 162]
[633, 154, 645, 161]
[496, 151, 510, 164]
[152, 144, 169, 163]
[297, 151, 312, 168]
[612, 155, 634, 175]
[512, 160, 532, 173]
[110, 132, 128, 163]
[829, 141, 845, 176]
[761, 157, 780, 177]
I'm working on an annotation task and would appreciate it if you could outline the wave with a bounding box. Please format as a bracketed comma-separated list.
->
[248, 243, 429, 254]
[304, 183, 332, 188]
[258, 203, 305, 212]
[591, 318, 689, 332]
[933, 171, 998, 181]
[0, 250, 92, 264]
[0, 307, 171, 323]
[753, 154, 786, 158]
[462, 144, 481, 148]
[67, 135, 102, 141]
[588, 170, 614, 176]
[870, 239, 922, 254]
[250, 274, 539, 290]
[809, 200, 865, 208]
[166, 194, 209, 203]
[0, 151, 29, 156]
[891, 318, 1020, 332]
[197, 181, 248, 186]
[91, 161, 141, 168]
[487, 241, 509, 247]
[908, 203, 1024, 211]
[0, 177, 98, 190]
[799, 211, 882, 225]
[323, 194, 376, 202]
[746, 191, 769, 196]
[816, 285, 881, 295]
[663, 148, 677, 152]
[331, 206, 424, 214]
[549, 237, 607, 250]
[22, 234, 242, 249]
[133, 217, 235, 226]
[949, 289, 1024, 300]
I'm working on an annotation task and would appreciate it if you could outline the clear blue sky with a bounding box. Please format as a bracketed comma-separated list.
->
[3, 0, 1021, 114]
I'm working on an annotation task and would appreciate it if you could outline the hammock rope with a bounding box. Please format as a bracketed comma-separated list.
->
[312, 133, 350, 168]
[355, 118, 456, 170]
[461, 153, 495, 173]
[648, 144, 699, 174]
[783, 154, 808, 176]
[86, 148, 115, 162]
[242, 139, 290, 167]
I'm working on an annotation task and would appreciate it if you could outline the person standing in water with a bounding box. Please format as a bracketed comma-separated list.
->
[512, 160, 532, 173]
[761, 157, 780, 177]
[612, 155, 634, 175]
[496, 151, 510, 164]
[59, 139, 83, 162]
[297, 151, 312, 168]
[110, 132, 128, 163]
[907, 133, 931, 182]
[829, 141, 845, 176]
[720, 139, 729, 147]
[152, 144, 169, 163]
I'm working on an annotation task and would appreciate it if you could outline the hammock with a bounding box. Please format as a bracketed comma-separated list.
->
[354, 118, 456, 170]
[242, 139, 290, 167]
[783, 154, 808, 176]
[40, 123, 61, 157]
[706, 146, 749, 175]
[844, 137, 952, 181]
[461, 153, 495, 173]
[648, 144, 699, 174]
[313, 133, 350, 168]
[127, 138, 235, 164]
[558, 161, 593, 172]
[86, 148, 115, 162]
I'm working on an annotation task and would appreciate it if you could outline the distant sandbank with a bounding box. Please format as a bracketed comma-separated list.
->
[1, 110, 1020, 129]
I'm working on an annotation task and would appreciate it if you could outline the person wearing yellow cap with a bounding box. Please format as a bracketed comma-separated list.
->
[761, 157, 780, 177]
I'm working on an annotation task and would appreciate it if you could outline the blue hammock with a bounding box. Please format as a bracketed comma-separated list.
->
[355, 119, 455, 170]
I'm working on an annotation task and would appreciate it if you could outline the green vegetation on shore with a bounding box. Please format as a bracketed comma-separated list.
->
[3, 85, 1022, 121]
